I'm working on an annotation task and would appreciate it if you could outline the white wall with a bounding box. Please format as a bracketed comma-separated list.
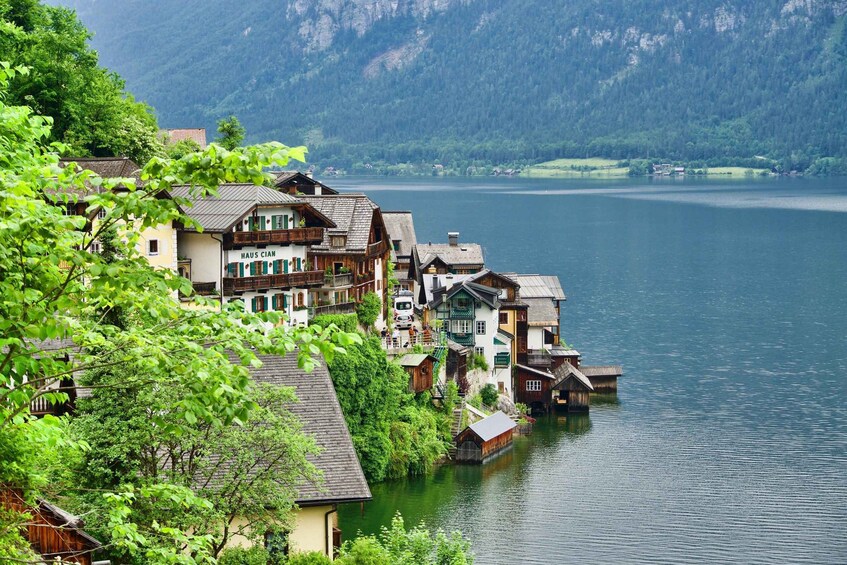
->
[224, 244, 308, 272]
[179, 232, 221, 285]
[527, 326, 545, 351]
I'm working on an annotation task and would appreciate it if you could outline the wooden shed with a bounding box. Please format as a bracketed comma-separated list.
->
[551, 362, 594, 412]
[455, 411, 518, 463]
[1, 489, 101, 564]
[579, 365, 623, 392]
[397, 353, 437, 393]
[446, 340, 469, 394]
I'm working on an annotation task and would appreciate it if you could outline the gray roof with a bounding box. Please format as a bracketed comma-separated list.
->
[397, 353, 436, 367]
[245, 353, 371, 505]
[524, 298, 559, 327]
[300, 194, 379, 253]
[467, 411, 517, 442]
[170, 184, 300, 232]
[511, 274, 567, 301]
[550, 346, 581, 357]
[552, 362, 594, 391]
[515, 364, 555, 379]
[580, 365, 623, 377]
[429, 280, 500, 311]
[382, 211, 418, 259]
[415, 242, 485, 269]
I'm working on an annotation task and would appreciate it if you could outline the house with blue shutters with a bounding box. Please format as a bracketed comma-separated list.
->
[172, 184, 335, 325]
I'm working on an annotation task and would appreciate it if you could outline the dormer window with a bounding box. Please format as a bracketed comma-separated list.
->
[331, 235, 346, 248]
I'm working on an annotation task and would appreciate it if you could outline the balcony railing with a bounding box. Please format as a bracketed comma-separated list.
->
[223, 227, 324, 249]
[222, 270, 323, 294]
[324, 272, 354, 287]
[192, 281, 217, 295]
[449, 307, 475, 319]
[367, 240, 389, 257]
[527, 348, 551, 368]
[447, 332, 475, 346]
[310, 301, 357, 317]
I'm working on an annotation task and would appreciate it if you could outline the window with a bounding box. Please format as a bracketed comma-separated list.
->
[392, 239, 401, 252]
[456, 297, 470, 309]
[64, 203, 76, 216]
[89, 241, 102, 254]
[297, 292, 305, 307]
[331, 235, 346, 248]
[526, 380, 541, 392]
[499, 312, 508, 324]
[271, 215, 289, 230]
[148, 239, 159, 256]
[476, 321, 486, 335]
[454, 320, 471, 334]
[97, 208, 107, 220]
[475, 347, 484, 357]
[252, 296, 268, 312]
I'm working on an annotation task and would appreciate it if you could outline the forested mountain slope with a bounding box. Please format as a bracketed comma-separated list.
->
[56, 0, 847, 166]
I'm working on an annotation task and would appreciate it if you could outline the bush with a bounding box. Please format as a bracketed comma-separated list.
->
[479, 384, 498, 407]
[312, 313, 358, 333]
[218, 546, 272, 565]
[467, 354, 488, 372]
[356, 292, 382, 329]
[287, 551, 333, 564]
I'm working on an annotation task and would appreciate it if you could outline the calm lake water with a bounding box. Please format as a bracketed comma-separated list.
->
[333, 176, 847, 564]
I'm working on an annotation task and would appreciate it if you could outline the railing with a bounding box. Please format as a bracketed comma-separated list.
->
[192, 281, 217, 295]
[449, 307, 475, 319]
[367, 240, 389, 257]
[494, 352, 511, 367]
[223, 227, 324, 249]
[324, 272, 354, 287]
[222, 270, 323, 294]
[527, 348, 551, 368]
[310, 302, 356, 317]
[447, 332, 475, 346]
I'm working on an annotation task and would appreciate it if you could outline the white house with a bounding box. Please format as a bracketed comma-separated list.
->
[171, 184, 334, 325]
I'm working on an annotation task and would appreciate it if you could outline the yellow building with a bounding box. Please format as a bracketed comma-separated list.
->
[225, 352, 371, 559]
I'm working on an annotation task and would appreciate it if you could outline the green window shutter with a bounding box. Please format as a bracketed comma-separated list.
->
[272, 260, 278, 274]
[271, 216, 277, 230]
[295, 257, 302, 271]
[283, 259, 289, 274]
[238, 263, 244, 277]
[283, 215, 289, 229]
[283, 294, 288, 309]
[263, 296, 269, 311]
[251, 297, 257, 311]
[227, 263, 235, 276]
[263, 261, 268, 275]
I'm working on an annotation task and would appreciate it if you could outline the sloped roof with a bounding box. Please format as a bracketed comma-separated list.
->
[57, 158, 143, 198]
[580, 365, 623, 377]
[163, 128, 207, 149]
[397, 353, 436, 367]
[429, 280, 500, 310]
[382, 211, 418, 259]
[273, 172, 339, 195]
[300, 194, 379, 253]
[467, 411, 517, 442]
[420, 273, 472, 305]
[511, 274, 567, 301]
[170, 184, 301, 232]
[246, 353, 372, 505]
[525, 298, 559, 327]
[415, 242, 484, 269]
[552, 362, 594, 391]
[515, 364, 554, 379]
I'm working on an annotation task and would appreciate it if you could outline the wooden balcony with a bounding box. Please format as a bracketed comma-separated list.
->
[324, 272, 354, 288]
[527, 348, 551, 368]
[223, 227, 324, 249]
[192, 281, 217, 295]
[222, 270, 324, 294]
[310, 301, 357, 317]
[367, 240, 389, 257]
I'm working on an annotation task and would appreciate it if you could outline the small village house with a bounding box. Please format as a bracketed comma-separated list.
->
[411, 232, 485, 308]
[299, 194, 391, 321]
[382, 211, 418, 296]
[397, 353, 437, 393]
[273, 171, 339, 196]
[171, 184, 333, 324]
[161, 128, 207, 149]
[455, 410, 517, 463]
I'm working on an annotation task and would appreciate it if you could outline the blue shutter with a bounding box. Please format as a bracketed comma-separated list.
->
[263, 296, 269, 311]
[251, 297, 257, 311]
[263, 261, 268, 275]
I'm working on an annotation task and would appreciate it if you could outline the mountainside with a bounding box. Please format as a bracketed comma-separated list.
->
[57, 0, 847, 166]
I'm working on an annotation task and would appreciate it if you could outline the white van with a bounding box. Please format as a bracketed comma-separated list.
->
[393, 291, 414, 320]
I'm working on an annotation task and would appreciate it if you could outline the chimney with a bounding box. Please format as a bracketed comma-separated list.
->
[448, 232, 459, 247]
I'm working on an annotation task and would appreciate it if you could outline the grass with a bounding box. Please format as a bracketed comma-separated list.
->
[523, 157, 630, 178]
[699, 166, 769, 176]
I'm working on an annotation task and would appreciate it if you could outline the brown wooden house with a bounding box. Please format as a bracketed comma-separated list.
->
[397, 353, 437, 393]
[1, 489, 101, 565]
[579, 365, 624, 392]
[455, 411, 517, 463]
[551, 362, 594, 412]
[273, 171, 339, 196]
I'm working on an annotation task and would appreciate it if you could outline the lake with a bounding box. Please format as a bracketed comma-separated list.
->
[332, 176, 847, 564]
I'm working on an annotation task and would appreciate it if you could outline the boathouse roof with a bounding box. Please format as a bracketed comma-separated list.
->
[467, 411, 517, 442]
[300, 194, 383, 254]
[382, 211, 418, 258]
[552, 362, 594, 391]
[579, 365, 623, 377]
[237, 352, 372, 506]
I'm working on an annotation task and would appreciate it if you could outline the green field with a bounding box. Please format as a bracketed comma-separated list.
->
[699, 167, 770, 176]
[523, 158, 630, 178]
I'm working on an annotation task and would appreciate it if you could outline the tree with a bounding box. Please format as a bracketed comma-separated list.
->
[0, 63, 358, 562]
[217, 115, 245, 150]
[356, 292, 382, 330]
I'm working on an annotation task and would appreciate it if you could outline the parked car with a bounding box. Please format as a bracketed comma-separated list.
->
[395, 314, 414, 330]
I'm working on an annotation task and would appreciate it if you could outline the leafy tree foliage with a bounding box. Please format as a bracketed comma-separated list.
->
[356, 292, 382, 330]
[166, 137, 202, 159]
[311, 313, 359, 333]
[0, 1, 164, 163]
[479, 383, 498, 407]
[0, 63, 357, 562]
[217, 115, 245, 151]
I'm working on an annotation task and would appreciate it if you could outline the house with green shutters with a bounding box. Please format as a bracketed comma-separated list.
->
[172, 184, 334, 325]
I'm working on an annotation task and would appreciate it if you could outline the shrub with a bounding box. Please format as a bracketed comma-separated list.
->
[356, 292, 382, 329]
[479, 384, 498, 407]
[218, 546, 271, 565]
[312, 313, 358, 333]
[467, 354, 488, 372]
[287, 551, 333, 565]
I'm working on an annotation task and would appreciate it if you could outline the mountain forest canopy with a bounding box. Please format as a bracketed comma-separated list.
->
[49, 0, 847, 170]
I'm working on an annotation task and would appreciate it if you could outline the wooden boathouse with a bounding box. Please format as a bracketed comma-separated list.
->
[551, 362, 594, 412]
[579, 365, 623, 392]
[397, 353, 437, 393]
[455, 411, 518, 463]
[0, 489, 101, 564]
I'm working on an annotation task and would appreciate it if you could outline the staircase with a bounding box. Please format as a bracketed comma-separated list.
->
[447, 399, 466, 459]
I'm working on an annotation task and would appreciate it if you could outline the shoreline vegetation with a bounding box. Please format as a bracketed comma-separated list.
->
[330, 155, 846, 178]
